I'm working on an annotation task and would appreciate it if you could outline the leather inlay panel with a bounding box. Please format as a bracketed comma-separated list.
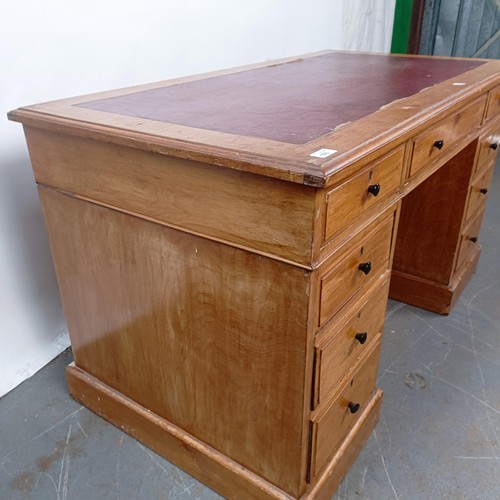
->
[78, 53, 483, 145]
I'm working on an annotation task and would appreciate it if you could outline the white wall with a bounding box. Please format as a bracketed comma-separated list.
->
[343, 0, 397, 53]
[0, 1, 395, 397]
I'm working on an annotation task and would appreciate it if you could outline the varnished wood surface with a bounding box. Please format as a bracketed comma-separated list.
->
[9, 52, 500, 187]
[476, 121, 500, 171]
[313, 277, 390, 409]
[485, 83, 500, 121]
[390, 245, 481, 314]
[324, 146, 404, 242]
[393, 140, 477, 285]
[66, 364, 294, 500]
[465, 160, 494, 223]
[410, 95, 487, 177]
[302, 389, 383, 500]
[39, 187, 312, 496]
[456, 210, 485, 272]
[319, 214, 394, 327]
[310, 340, 381, 479]
[67, 361, 383, 500]
[8, 50, 500, 499]
[25, 127, 317, 268]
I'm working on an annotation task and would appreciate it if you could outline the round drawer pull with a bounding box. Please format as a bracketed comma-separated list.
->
[490, 142, 498, 150]
[433, 139, 445, 150]
[470, 236, 478, 243]
[355, 332, 368, 344]
[348, 402, 360, 414]
[367, 183, 380, 197]
[358, 261, 372, 275]
[479, 188, 488, 195]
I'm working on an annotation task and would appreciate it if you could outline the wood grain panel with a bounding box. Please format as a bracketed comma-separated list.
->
[390, 245, 480, 315]
[393, 140, 477, 285]
[38, 187, 311, 496]
[410, 95, 487, 177]
[66, 365, 293, 500]
[26, 127, 316, 267]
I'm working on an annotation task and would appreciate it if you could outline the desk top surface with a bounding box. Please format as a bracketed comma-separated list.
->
[77, 53, 482, 145]
[9, 51, 500, 187]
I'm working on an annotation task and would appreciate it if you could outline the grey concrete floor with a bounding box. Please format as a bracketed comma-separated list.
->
[1, 166, 499, 500]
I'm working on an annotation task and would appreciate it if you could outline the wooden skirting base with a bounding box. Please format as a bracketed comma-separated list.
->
[66, 364, 382, 499]
[389, 246, 481, 314]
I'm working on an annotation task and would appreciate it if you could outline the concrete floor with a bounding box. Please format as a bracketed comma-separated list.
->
[1, 166, 499, 500]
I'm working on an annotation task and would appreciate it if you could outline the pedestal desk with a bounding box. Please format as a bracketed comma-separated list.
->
[9, 52, 500, 499]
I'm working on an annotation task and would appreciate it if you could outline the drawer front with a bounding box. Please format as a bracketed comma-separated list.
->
[456, 210, 484, 272]
[465, 161, 495, 224]
[310, 341, 381, 478]
[485, 84, 500, 122]
[476, 128, 500, 173]
[319, 216, 393, 327]
[324, 147, 404, 241]
[313, 278, 389, 409]
[411, 95, 487, 177]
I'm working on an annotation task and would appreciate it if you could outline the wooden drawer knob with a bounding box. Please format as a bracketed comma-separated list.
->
[358, 261, 372, 275]
[490, 142, 498, 150]
[347, 402, 360, 414]
[355, 332, 368, 344]
[367, 183, 380, 197]
[433, 139, 445, 150]
[479, 188, 488, 195]
[470, 236, 478, 243]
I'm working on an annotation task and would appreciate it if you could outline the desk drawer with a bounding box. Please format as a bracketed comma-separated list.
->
[465, 161, 495, 224]
[476, 128, 500, 173]
[309, 341, 380, 478]
[324, 147, 404, 241]
[319, 216, 393, 327]
[313, 278, 389, 409]
[456, 209, 484, 272]
[410, 95, 487, 177]
[485, 84, 500, 122]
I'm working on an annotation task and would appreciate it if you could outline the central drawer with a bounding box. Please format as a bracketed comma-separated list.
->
[318, 215, 394, 327]
[410, 95, 487, 177]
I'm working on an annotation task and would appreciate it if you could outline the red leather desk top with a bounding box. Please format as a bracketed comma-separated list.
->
[78, 53, 483, 145]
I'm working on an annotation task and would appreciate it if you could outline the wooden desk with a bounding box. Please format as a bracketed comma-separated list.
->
[9, 52, 500, 499]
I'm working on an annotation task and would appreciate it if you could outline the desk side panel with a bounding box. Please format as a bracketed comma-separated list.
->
[38, 187, 311, 496]
[25, 126, 316, 267]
